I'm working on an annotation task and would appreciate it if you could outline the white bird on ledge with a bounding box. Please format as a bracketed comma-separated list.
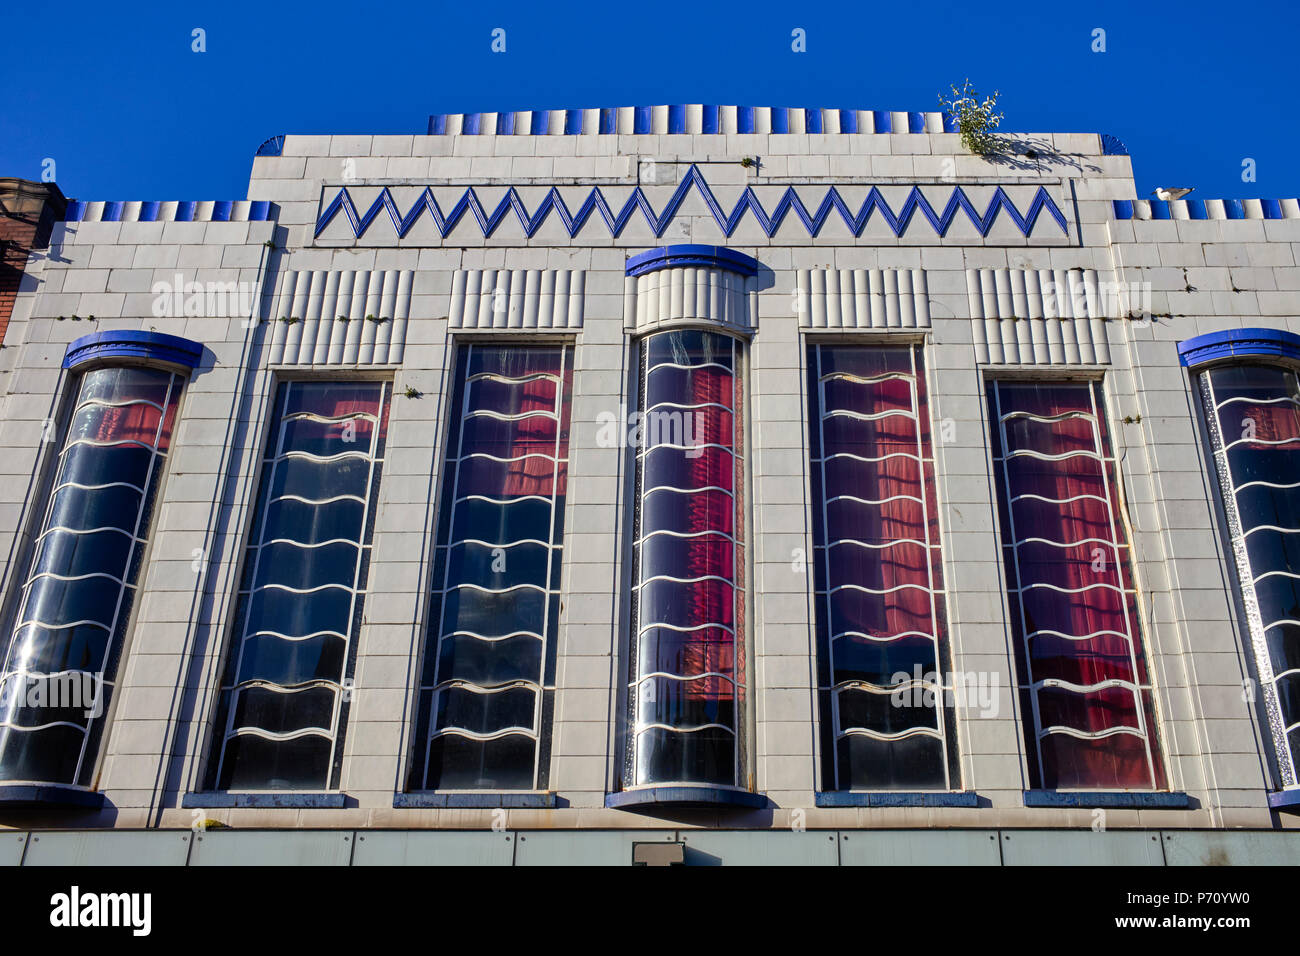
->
[1152, 186, 1195, 201]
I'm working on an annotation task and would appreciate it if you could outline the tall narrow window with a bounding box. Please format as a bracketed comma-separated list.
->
[807, 343, 956, 791]
[1195, 361, 1300, 789]
[409, 344, 573, 791]
[989, 380, 1165, 790]
[209, 381, 389, 791]
[0, 364, 182, 789]
[624, 329, 747, 792]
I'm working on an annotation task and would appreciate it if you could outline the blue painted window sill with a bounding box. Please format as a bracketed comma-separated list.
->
[0, 785, 105, 809]
[1023, 790, 1190, 809]
[816, 791, 979, 808]
[605, 786, 768, 810]
[394, 792, 557, 809]
[181, 792, 347, 810]
[1267, 790, 1300, 812]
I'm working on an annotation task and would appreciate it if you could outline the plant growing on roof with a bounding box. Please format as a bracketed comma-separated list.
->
[939, 79, 1004, 155]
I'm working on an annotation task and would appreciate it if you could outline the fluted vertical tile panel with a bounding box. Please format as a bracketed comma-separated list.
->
[965, 268, 1111, 366]
[797, 269, 931, 330]
[270, 269, 413, 366]
[448, 269, 586, 331]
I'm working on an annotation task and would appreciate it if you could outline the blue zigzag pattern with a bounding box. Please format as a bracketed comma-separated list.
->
[315, 165, 1069, 240]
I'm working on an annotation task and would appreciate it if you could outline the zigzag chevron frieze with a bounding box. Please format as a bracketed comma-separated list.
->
[315, 165, 1069, 241]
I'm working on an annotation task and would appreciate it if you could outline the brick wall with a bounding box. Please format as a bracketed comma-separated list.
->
[0, 179, 66, 346]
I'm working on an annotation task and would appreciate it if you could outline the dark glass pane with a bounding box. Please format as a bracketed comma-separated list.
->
[636, 675, 735, 730]
[256, 497, 365, 546]
[279, 416, 376, 458]
[434, 686, 536, 736]
[450, 497, 554, 546]
[243, 585, 353, 639]
[252, 541, 361, 590]
[48, 485, 143, 534]
[425, 733, 536, 790]
[836, 686, 939, 734]
[218, 734, 332, 790]
[836, 733, 945, 790]
[269, 455, 371, 502]
[441, 586, 548, 638]
[635, 727, 735, 786]
[31, 529, 134, 580]
[435, 634, 543, 687]
[229, 685, 335, 734]
[444, 540, 551, 591]
[236, 633, 346, 685]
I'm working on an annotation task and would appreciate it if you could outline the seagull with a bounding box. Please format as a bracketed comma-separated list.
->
[1152, 186, 1194, 201]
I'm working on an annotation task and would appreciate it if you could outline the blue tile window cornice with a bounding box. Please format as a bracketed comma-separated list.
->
[314, 166, 1069, 241]
[625, 244, 760, 278]
[1177, 328, 1300, 369]
[62, 330, 204, 373]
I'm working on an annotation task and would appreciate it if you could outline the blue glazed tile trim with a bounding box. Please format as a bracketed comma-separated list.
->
[1177, 327, 1300, 368]
[1268, 790, 1300, 812]
[737, 106, 754, 133]
[531, 109, 549, 135]
[839, 109, 857, 133]
[315, 165, 1070, 240]
[625, 244, 760, 278]
[667, 104, 685, 134]
[1262, 198, 1284, 219]
[634, 106, 651, 134]
[805, 108, 822, 133]
[605, 786, 768, 810]
[427, 114, 447, 135]
[181, 792, 347, 809]
[771, 107, 789, 134]
[1112, 199, 1133, 219]
[872, 110, 891, 133]
[1023, 790, 1191, 809]
[816, 791, 980, 808]
[0, 785, 105, 809]
[564, 109, 583, 135]
[462, 112, 482, 135]
[1100, 133, 1129, 156]
[907, 111, 925, 133]
[941, 112, 959, 133]
[394, 792, 557, 809]
[1186, 199, 1207, 220]
[255, 134, 285, 156]
[63, 330, 204, 372]
[249, 200, 273, 221]
[702, 104, 719, 134]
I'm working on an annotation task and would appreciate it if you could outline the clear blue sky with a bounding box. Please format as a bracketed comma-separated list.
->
[1, 0, 1291, 202]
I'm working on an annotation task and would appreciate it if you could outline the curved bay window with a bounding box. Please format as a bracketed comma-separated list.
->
[989, 380, 1165, 791]
[622, 329, 749, 796]
[807, 343, 957, 792]
[0, 331, 199, 797]
[208, 380, 389, 792]
[1181, 329, 1300, 800]
[408, 343, 573, 792]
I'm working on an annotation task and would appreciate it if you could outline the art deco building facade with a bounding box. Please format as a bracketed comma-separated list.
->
[1, 106, 1299, 864]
